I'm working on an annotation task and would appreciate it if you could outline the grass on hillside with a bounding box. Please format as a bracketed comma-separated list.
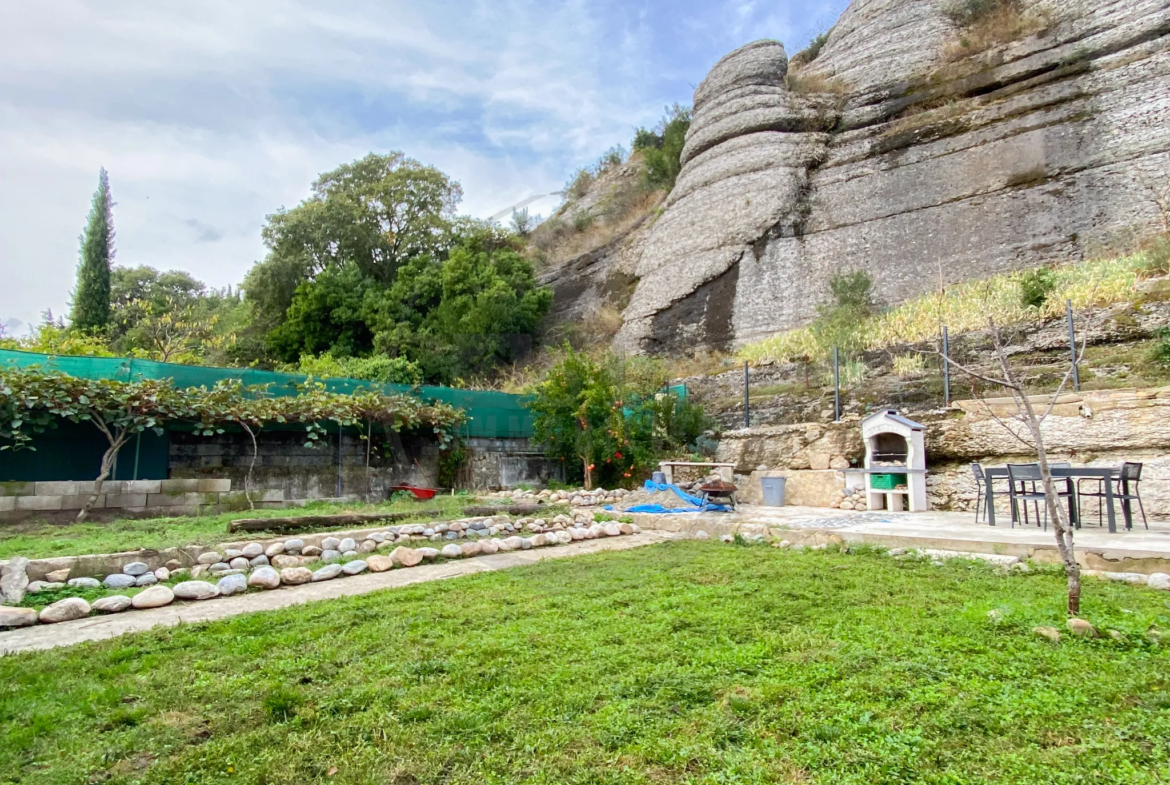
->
[0, 496, 481, 562]
[2, 542, 1169, 784]
[740, 253, 1159, 364]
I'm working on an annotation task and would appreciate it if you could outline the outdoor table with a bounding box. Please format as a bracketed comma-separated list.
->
[983, 467, 1131, 533]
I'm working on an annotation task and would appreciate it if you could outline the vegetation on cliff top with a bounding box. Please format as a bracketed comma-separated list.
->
[740, 251, 1165, 365]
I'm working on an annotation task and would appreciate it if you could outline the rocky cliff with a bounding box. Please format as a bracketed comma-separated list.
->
[548, 0, 1170, 354]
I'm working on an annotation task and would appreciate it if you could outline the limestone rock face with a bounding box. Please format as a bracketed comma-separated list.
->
[591, 0, 1170, 353]
[616, 40, 837, 353]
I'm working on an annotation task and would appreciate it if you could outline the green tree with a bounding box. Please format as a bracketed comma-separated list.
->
[370, 242, 553, 383]
[266, 264, 375, 362]
[108, 266, 245, 364]
[70, 168, 115, 332]
[633, 105, 692, 191]
[527, 348, 711, 488]
[244, 152, 463, 329]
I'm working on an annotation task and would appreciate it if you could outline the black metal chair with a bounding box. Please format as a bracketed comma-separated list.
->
[1077, 462, 1148, 530]
[970, 463, 1007, 524]
[1007, 463, 1050, 529]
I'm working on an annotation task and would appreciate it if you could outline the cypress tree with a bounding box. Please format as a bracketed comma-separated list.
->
[70, 168, 115, 332]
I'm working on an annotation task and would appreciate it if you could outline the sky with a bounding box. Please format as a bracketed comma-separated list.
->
[0, 0, 847, 332]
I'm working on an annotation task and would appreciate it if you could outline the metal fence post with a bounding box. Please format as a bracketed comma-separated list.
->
[743, 361, 750, 428]
[1067, 299, 1080, 392]
[833, 347, 840, 422]
[942, 326, 951, 408]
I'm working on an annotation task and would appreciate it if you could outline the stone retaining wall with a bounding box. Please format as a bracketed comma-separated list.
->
[0, 479, 283, 520]
[718, 387, 1170, 518]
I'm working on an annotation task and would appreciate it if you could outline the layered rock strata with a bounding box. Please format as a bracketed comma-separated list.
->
[604, 0, 1170, 353]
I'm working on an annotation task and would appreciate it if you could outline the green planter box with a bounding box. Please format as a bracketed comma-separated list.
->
[870, 473, 908, 490]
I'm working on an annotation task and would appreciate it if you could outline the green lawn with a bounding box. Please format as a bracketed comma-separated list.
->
[0, 496, 481, 561]
[2, 542, 1169, 784]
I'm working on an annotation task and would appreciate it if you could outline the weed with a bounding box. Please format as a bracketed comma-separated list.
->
[1020, 267, 1058, 309]
[262, 685, 304, 723]
[892, 353, 928, 378]
[1150, 326, 1170, 370]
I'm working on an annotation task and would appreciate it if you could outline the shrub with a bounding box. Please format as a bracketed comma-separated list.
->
[572, 211, 594, 232]
[791, 31, 830, 66]
[598, 145, 627, 172]
[565, 168, 596, 200]
[828, 271, 874, 311]
[636, 104, 692, 192]
[290, 352, 422, 385]
[1019, 268, 1057, 309]
[1139, 235, 1170, 276]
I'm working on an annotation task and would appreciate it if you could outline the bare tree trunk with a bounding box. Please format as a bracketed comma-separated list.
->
[1016, 394, 1082, 615]
[240, 422, 259, 511]
[985, 323, 1083, 615]
[933, 315, 1086, 616]
[582, 456, 593, 490]
[79, 433, 129, 521]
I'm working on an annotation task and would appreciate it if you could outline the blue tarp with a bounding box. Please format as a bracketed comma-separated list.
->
[605, 480, 733, 514]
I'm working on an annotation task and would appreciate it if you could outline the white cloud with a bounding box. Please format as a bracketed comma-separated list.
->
[0, 0, 842, 327]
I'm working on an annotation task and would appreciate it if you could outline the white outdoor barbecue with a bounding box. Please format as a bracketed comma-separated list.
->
[857, 410, 929, 512]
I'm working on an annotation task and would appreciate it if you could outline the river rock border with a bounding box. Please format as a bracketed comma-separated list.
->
[485, 487, 630, 507]
[0, 513, 641, 629]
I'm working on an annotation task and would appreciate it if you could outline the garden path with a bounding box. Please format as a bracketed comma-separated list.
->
[0, 531, 674, 656]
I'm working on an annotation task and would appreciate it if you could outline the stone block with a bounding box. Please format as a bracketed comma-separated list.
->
[34, 481, 82, 496]
[60, 494, 104, 510]
[105, 494, 148, 509]
[159, 479, 201, 493]
[257, 490, 285, 503]
[196, 478, 232, 493]
[0, 497, 14, 512]
[15, 495, 64, 511]
[147, 492, 217, 508]
[122, 480, 162, 494]
[0, 482, 35, 497]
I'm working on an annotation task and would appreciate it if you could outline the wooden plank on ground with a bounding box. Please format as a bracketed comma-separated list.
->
[228, 510, 441, 533]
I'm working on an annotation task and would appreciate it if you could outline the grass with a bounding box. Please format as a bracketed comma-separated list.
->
[0, 497, 479, 562]
[2, 542, 1170, 784]
[740, 253, 1159, 364]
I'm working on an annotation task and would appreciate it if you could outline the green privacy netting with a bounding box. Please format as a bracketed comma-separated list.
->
[0, 349, 534, 439]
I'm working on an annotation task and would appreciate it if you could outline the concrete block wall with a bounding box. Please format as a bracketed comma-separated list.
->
[0, 479, 286, 520]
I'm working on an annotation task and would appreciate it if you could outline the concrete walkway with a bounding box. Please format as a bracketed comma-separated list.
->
[0, 531, 673, 657]
[632, 505, 1170, 572]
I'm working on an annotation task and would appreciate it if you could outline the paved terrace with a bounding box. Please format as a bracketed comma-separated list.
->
[630, 505, 1170, 573]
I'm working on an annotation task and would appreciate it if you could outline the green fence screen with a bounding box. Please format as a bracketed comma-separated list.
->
[0, 349, 535, 439]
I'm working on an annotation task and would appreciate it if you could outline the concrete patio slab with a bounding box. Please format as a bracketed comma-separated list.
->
[631, 505, 1170, 573]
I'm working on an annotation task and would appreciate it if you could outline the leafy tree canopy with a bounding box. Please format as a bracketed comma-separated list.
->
[245, 152, 464, 328]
